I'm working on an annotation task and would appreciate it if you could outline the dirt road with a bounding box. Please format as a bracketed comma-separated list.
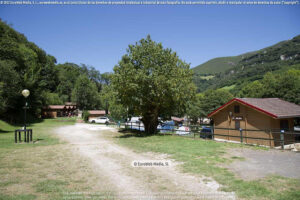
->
[55, 124, 235, 200]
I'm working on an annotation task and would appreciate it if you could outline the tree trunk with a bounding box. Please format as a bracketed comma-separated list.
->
[142, 113, 159, 135]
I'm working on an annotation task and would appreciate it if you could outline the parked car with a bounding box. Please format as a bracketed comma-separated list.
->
[158, 120, 175, 133]
[175, 126, 190, 135]
[200, 126, 212, 139]
[125, 117, 145, 131]
[89, 117, 109, 124]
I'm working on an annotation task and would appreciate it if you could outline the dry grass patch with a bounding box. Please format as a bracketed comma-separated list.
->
[0, 144, 116, 199]
[0, 119, 116, 200]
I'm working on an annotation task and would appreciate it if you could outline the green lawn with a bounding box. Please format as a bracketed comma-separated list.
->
[117, 133, 300, 200]
[0, 118, 115, 200]
[221, 84, 236, 91]
[0, 118, 75, 149]
[199, 75, 215, 80]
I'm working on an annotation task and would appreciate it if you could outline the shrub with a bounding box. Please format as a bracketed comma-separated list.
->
[82, 111, 90, 122]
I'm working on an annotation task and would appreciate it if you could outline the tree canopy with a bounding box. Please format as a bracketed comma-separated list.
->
[72, 75, 101, 110]
[0, 20, 104, 122]
[112, 35, 196, 134]
[239, 69, 300, 104]
[1, 19, 298, 127]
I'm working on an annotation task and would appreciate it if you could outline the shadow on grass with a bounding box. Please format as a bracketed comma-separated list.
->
[0, 130, 10, 134]
[116, 129, 169, 138]
[0, 118, 45, 129]
[34, 138, 44, 142]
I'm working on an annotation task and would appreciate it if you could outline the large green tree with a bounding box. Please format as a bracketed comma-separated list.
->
[0, 20, 58, 122]
[100, 84, 127, 121]
[112, 35, 196, 134]
[186, 93, 203, 124]
[199, 89, 233, 116]
[72, 75, 101, 110]
[261, 70, 300, 104]
[238, 80, 264, 98]
[238, 69, 300, 104]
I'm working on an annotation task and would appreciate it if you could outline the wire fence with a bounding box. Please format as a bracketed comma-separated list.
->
[118, 121, 300, 149]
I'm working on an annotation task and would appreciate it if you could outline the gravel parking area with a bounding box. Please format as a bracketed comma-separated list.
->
[225, 148, 300, 180]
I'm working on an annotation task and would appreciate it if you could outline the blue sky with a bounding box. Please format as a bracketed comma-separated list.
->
[0, 2, 300, 73]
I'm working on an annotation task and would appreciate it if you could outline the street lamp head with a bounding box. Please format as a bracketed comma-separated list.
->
[22, 89, 30, 98]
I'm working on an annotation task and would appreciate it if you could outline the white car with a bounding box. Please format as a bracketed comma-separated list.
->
[89, 117, 109, 124]
[176, 126, 190, 135]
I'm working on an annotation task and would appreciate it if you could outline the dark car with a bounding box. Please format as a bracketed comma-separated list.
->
[200, 126, 212, 139]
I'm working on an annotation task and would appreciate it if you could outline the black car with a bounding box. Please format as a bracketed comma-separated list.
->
[200, 127, 212, 139]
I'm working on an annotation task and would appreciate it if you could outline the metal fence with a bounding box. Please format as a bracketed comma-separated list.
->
[120, 122, 300, 149]
[213, 127, 300, 149]
[121, 122, 213, 139]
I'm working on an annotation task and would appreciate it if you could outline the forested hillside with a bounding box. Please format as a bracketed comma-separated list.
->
[193, 54, 251, 75]
[0, 18, 299, 124]
[193, 35, 300, 94]
[0, 20, 107, 122]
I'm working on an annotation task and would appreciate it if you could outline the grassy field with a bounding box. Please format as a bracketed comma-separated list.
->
[117, 133, 300, 200]
[199, 75, 215, 80]
[0, 118, 114, 200]
[221, 84, 236, 91]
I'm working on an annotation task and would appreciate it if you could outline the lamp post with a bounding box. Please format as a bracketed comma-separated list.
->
[14, 89, 32, 143]
[22, 89, 30, 132]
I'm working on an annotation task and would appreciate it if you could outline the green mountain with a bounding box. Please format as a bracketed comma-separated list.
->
[193, 35, 300, 93]
[192, 39, 289, 76]
[193, 54, 251, 75]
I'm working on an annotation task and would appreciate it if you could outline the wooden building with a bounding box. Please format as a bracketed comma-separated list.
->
[208, 98, 300, 147]
[42, 102, 77, 118]
[171, 116, 184, 125]
[88, 110, 109, 121]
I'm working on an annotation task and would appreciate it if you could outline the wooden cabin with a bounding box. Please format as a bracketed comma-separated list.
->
[42, 102, 77, 118]
[208, 98, 300, 147]
[88, 110, 110, 121]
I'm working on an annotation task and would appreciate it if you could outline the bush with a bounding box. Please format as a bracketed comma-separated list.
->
[82, 111, 90, 122]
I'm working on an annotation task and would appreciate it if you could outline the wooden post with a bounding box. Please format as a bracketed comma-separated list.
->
[18, 131, 21, 142]
[210, 124, 215, 140]
[280, 130, 284, 150]
[24, 131, 26, 142]
[15, 130, 17, 143]
[30, 130, 32, 142]
[193, 126, 195, 140]
[228, 117, 230, 141]
[240, 128, 243, 144]
[139, 122, 140, 131]
[245, 110, 248, 144]
[269, 129, 272, 147]
[26, 130, 29, 143]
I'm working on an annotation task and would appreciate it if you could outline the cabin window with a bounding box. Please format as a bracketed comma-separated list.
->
[235, 121, 240, 130]
[234, 105, 240, 113]
[280, 120, 289, 131]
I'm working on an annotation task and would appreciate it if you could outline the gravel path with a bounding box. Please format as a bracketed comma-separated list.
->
[226, 148, 300, 180]
[55, 123, 235, 200]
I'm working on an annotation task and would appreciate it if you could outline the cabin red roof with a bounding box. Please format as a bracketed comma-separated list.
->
[171, 116, 184, 122]
[88, 110, 109, 115]
[208, 98, 300, 119]
[45, 105, 65, 110]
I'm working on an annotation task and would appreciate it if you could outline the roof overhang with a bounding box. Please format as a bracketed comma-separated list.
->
[277, 115, 300, 119]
